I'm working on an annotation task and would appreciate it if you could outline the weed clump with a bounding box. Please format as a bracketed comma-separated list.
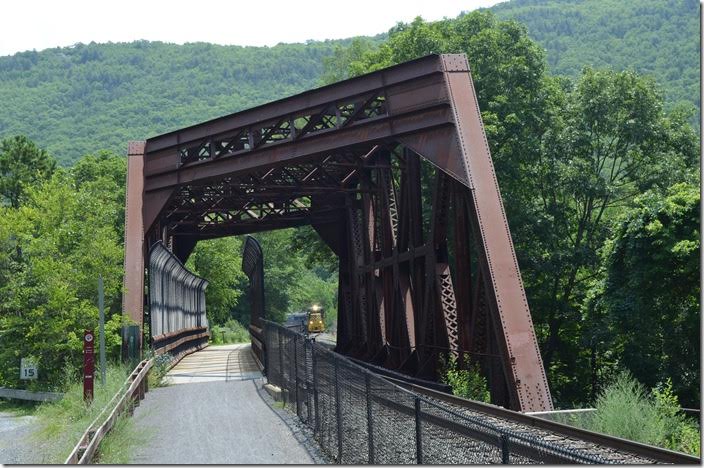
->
[210, 319, 249, 345]
[585, 372, 700, 456]
[440, 353, 490, 403]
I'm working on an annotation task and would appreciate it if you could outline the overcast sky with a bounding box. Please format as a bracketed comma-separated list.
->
[0, 0, 506, 57]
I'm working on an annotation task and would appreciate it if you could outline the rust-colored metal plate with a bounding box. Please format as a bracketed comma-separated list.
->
[122, 141, 145, 334]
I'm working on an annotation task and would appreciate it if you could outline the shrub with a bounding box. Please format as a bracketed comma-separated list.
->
[440, 353, 490, 403]
[652, 378, 701, 456]
[588, 371, 666, 446]
[210, 319, 249, 345]
[143, 349, 172, 388]
[584, 372, 700, 456]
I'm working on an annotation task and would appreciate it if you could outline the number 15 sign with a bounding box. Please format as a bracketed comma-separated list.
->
[20, 358, 38, 380]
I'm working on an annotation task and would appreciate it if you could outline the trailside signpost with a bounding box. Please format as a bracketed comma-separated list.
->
[83, 329, 95, 401]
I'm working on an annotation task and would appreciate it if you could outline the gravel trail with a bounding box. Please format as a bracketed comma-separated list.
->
[130, 344, 323, 464]
[0, 411, 43, 464]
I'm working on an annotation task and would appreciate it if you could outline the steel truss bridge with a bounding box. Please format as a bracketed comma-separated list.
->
[122, 53, 552, 412]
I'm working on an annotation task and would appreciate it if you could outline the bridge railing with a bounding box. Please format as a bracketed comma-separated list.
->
[148, 241, 209, 358]
[262, 320, 606, 464]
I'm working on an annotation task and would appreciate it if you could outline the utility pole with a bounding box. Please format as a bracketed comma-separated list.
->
[98, 275, 106, 386]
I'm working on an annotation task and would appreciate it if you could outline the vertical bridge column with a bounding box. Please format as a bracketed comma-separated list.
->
[122, 141, 146, 349]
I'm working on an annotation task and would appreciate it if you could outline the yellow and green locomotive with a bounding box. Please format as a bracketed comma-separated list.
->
[307, 304, 325, 333]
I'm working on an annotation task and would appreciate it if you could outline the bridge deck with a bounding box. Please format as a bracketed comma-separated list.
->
[165, 343, 260, 384]
[130, 344, 321, 464]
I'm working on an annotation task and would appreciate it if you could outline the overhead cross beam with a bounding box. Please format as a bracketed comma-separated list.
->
[123, 53, 553, 412]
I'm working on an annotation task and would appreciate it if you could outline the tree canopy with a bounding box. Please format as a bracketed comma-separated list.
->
[323, 9, 700, 406]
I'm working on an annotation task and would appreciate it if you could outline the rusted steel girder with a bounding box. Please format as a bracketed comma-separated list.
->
[122, 53, 553, 411]
[122, 142, 145, 343]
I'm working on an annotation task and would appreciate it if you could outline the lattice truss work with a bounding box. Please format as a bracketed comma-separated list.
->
[164, 149, 377, 237]
[178, 94, 386, 165]
[159, 141, 517, 409]
[126, 54, 553, 412]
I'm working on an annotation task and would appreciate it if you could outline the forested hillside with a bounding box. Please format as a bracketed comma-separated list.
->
[0, 0, 699, 165]
[0, 40, 350, 164]
[490, 0, 700, 113]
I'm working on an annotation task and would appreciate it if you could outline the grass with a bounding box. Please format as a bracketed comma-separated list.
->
[571, 372, 700, 456]
[0, 398, 41, 416]
[94, 410, 152, 464]
[29, 362, 147, 463]
[210, 319, 249, 345]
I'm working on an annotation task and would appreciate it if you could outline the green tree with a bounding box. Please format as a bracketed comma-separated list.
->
[187, 237, 246, 325]
[319, 37, 379, 85]
[529, 69, 698, 403]
[0, 155, 125, 389]
[587, 183, 699, 406]
[0, 135, 56, 208]
[491, 0, 700, 119]
[255, 229, 308, 323]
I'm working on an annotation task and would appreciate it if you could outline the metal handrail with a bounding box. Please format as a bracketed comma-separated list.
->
[64, 359, 153, 464]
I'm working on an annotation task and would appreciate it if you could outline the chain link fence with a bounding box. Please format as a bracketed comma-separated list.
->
[263, 320, 607, 464]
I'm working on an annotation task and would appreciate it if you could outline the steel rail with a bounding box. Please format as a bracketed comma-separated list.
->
[383, 375, 700, 465]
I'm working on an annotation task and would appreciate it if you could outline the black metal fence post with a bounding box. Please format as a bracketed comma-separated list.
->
[294, 334, 300, 417]
[264, 324, 270, 379]
[365, 372, 374, 464]
[304, 337, 311, 424]
[334, 355, 343, 464]
[263, 325, 267, 377]
[415, 397, 423, 464]
[312, 342, 320, 436]
[500, 434, 510, 464]
[278, 330, 284, 402]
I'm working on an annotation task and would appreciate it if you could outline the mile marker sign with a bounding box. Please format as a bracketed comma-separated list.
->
[20, 358, 38, 380]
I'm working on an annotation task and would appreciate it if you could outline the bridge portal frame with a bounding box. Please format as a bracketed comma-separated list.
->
[122, 53, 552, 411]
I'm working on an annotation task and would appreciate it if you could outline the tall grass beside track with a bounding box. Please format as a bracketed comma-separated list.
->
[556, 372, 700, 457]
[210, 319, 249, 345]
[30, 362, 151, 463]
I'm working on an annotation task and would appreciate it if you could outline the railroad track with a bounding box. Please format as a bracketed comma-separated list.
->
[383, 375, 700, 464]
[273, 329, 699, 464]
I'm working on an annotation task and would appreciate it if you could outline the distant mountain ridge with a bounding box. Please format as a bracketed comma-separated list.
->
[489, 0, 699, 112]
[0, 40, 347, 164]
[0, 0, 698, 164]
